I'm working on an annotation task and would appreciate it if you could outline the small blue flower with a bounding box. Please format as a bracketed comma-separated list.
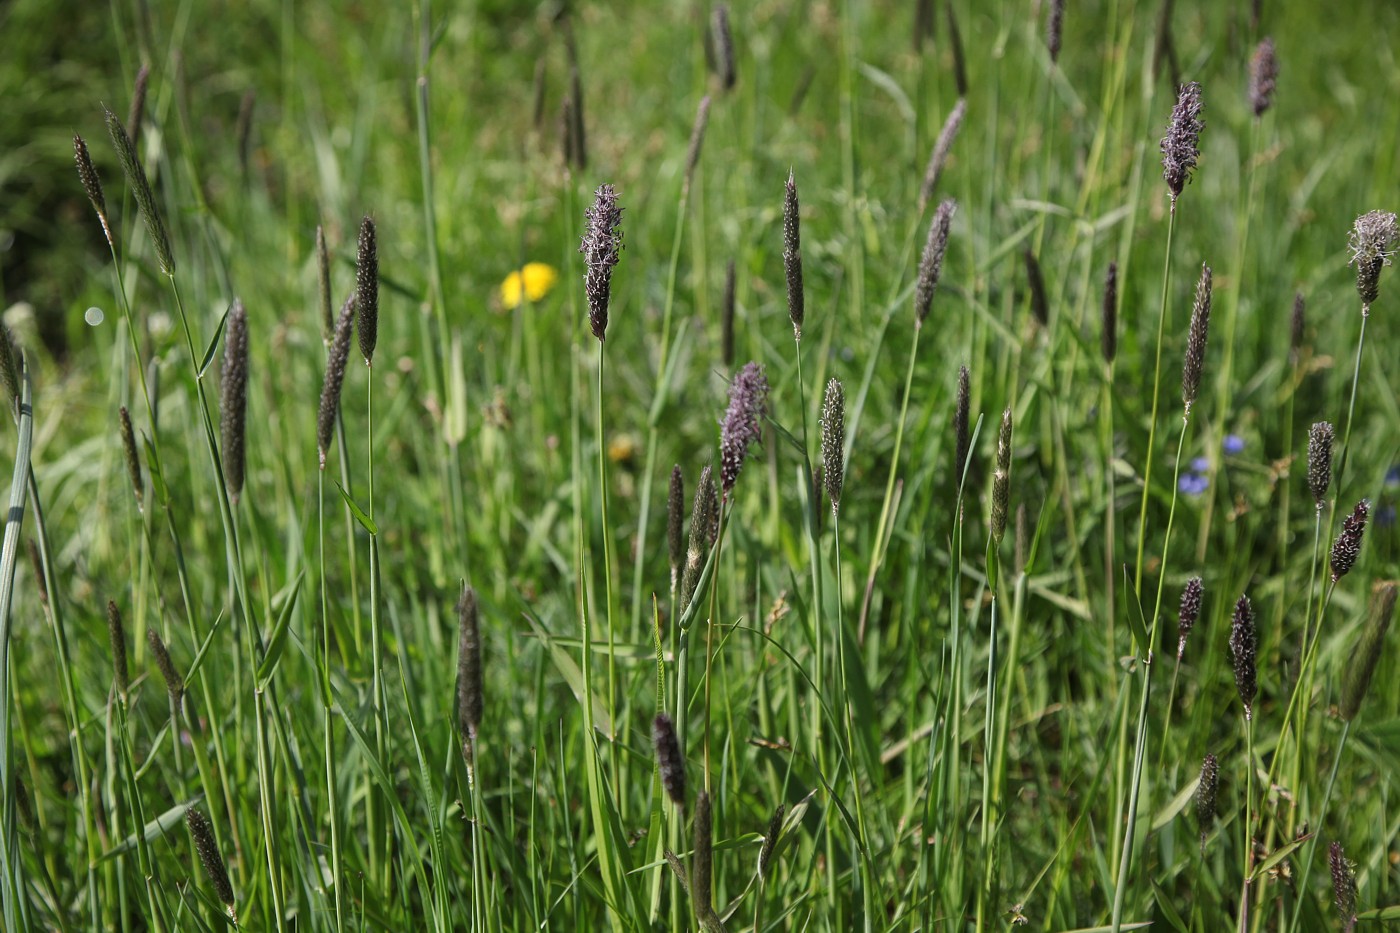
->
[1191, 457, 1210, 473]
[1179, 473, 1209, 496]
[1223, 434, 1245, 455]
[1386, 465, 1400, 488]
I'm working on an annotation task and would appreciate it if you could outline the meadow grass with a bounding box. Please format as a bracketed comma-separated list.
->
[1, 0, 1399, 930]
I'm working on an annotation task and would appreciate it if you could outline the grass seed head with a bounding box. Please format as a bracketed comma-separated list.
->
[317, 294, 356, 470]
[1348, 210, 1399, 307]
[712, 4, 735, 91]
[759, 803, 785, 878]
[719, 362, 769, 495]
[355, 215, 379, 365]
[1160, 81, 1204, 203]
[1102, 262, 1118, 363]
[1330, 841, 1358, 931]
[919, 98, 966, 211]
[456, 583, 483, 744]
[73, 134, 112, 248]
[916, 198, 957, 325]
[945, 1, 968, 96]
[783, 170, 804, 337]
[1229, 594, 1257, 720]
[954, 365, 971, 492]
[1182, 262, 1212, 413]
[681, 464, 718, 613]
[1307, 421, 1334, 509]
[668, 465, 686, 589]
[119, 406, 143, 510]
[147, 629, 184, 704]
[692, 790, 714, 916]
[581, 184, 623, 342]
[683, 96, 712, 195]
[316, 225, 333, 344]
[1024, 248, 1049, 327]
[1196, 753, 1219, 851]
[991, 407, 1012, 544]
[1249, 38, 1278, 117]
[821, 378, 845, 512]
[1340, 580, 1397, 722]
[0, 323, 19, 415]
[1177, 576, 1203, 661]
[128, 63, 150, 150]
[1047, 0, 1065, 63]
[1330, 499, 1369, 583]
[104, 107, 173, 274]
[187, 807, 235, 910]
[107, 599, 129, 700]
[220, 300, 249, 502]
[652, 713, 686, 806]
[1289, 291, 1306, 365]
[722, 258, 736, 367]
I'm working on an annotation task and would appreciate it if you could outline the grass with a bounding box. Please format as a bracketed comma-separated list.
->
[2, 0, 1400, 929]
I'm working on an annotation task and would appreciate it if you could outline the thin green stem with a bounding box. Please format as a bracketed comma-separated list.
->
[1135, 208, 1178, 591]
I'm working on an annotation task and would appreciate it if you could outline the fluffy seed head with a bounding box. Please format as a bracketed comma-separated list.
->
[105, 107, 174, 274]
[317, 295, 356, 470]
[355, 216, 379, 365]
[719, 362, 769, 495]
[1046, 0, 1065, 63]
[1182, 262, 1212, 413]
[107, 599, 129, 700]
[187, 808, 235, 909]
[721, 258, 737, 368]
[652, 713, 686, 806]
[1024, 249, 1049, 327]
[1340, 580, 1397, 721]
[821, 378, 845, 512]
[1160, 82, 1204, 202]
[990, 407, 1013, 544]
[1289, 291, 1306, 365]
[580, 184, 624, 342]
[456, 584, 483, 743]
[683, 96, 712, 195]
[1102, 262, 1119, 363]
[1348, 210, 1399, 307]
[1307, 421, 1334, 509]
[1330, 841, 1358, 930]
[1196, 753, 1219, 851]
[667, 466, 686, 589]
[712, 5, 736, 91]
[147, 629, 184, 705]
[220, 300, 250, 503]
[74, 134, 112, 247]
[919, 98, 966, 211]
[118, 406, 144, 511]
[1229, 595, 1258, 720]
[1249, 38, 1278, 117]
[783, 171, 804, 336]
[1330, 499, 1369, 583]
[954, 365, 971, 492]
[916, 198, 957, 325]
[1177, 576, 1203, 661]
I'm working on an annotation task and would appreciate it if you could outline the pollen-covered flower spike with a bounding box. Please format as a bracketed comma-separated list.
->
[1160, 81, 1204, 204]
[719, 362, 769, 496]
[1348, 210, 1399, 309]
[1177, 576, 1202, 661]
[1330, 499, 1369, 583]
[580, 184, 624, 342]
[1229, 594, 1257, 721]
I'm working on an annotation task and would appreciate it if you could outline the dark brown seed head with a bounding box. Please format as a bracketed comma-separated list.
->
[919, 98, 967, 211]
[991, 407, 1012, 544]
[681, 465, 719, 615]
[1182, 262, 1212, 414]
[1024, 249, 1049, 328]
[317, 295, 356, 470]
[147, 629, 184, 705]
[1248, 38, 1277, 117]
[652, 713, 686, 806]
[355, 215, 379, 365]
[954, 365, 971, 492]
[128, 64, 150, 151]
[783, 170, 804, 338]
[821, 378, 845, 512]
[719, 362, 769, 495]
[1177, 576, 1203, 661]
[1229, 595, 1257, 720]
[119, 406, 144, 510]
[1330, 499, 1369, 583]
[315, 225, 333, 345]
[759, 803, 785, 878]
[916, 198, 957, 325]
[721, 258, 736, 368]
[1046, 0, 1065, 63]
[1340, 580, 1397, 722]
[220, 300, 250, 503]
[74, 134, 112, 247]
[683, 96, 712, 196]
[668, 465, 686, 589]
[105, 107, 174, 274]
[1306, 421, 1334, 509]
[1330, 841, 1358, 930]
[580, 184, 623, 343]
[187, 808, 235, 909]
[712, 5, 735, 91]
[456, 584, 483, 743]
[692, 790, 714, 916]
[1160, 81, 1204, 203]
[1348, 210, 1399, 308]
[107, 599, 129, 700]
[1196, 753, 1219, 851]
[1102, 262, 1119, 364]
[1289, 291, 1306, 365]
[27, 538, 47, 608]
[945, 0, 968, 97]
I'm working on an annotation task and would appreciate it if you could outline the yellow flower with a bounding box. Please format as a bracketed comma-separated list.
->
[499, 263, 559, 310]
